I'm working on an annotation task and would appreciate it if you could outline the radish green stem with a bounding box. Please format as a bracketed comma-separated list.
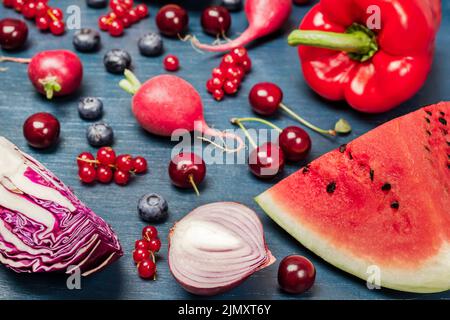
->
[234, 117, 283, 132]
[279, 103, 337, 136]
[189, 175, 200, 196]
[231, 118, 257, 149]
[119, 69, 142, 95]
[39, 76, 61, 100]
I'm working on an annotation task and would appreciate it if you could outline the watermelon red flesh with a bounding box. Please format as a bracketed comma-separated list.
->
[256, 102, 450, 293]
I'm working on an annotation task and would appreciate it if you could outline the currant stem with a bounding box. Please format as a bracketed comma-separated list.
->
[233, 117, 282, 132]
[189, 174, 200, 196]
[279, 103, 336, 136]
[230, 118, 257, 149]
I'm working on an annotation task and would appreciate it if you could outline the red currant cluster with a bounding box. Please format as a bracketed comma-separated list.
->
[206, 47, 252, 101]
[98, 0, 149, 37]
[77, 147, 148, 185]
[2, 0, 65, 35]
[133, 226, 162, 279]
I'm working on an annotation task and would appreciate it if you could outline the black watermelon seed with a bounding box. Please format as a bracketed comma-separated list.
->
[440, 111, 446, 116]
[348, 152, 353, 160]
[442, 129, 448, 136]
[447, 141, 450, 146]
[426, 130, 432, 136]
[326, 182, 336, 194]
[426, 110, 432, 116]
[390, 201, 399, 209]
[425, 146, 431, 152]
[425, 117, 430, 123]
[302, 165, 310, 174]
[370, 169, 374, 181]
[339, 144, 347, 153]
[381, 183, 391, 191]
[439, 117, 447, 125]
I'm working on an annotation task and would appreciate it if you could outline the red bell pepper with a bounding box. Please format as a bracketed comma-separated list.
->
[288, 0, 441, 113]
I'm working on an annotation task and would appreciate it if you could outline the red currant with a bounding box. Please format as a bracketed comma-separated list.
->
[133, 156, 148, 174]
[240, 56, 252, 73]
[127, 8, 139, 23]
[156, 4, 189, 37]
[35, 15, 50, 30]
[137, 258, 156, 279]
[148, 238, 161, 252]
[211, 67, 226, 80]
[114, 169, 130, 185]
[135, 4, 149, 18]
[278, 126, 311, 162]
[48, 8, 63, 20]
[168, 152, 206, 192]
[133, 248, 150, 263]
[142, 226, 158, 241]
[98, 15, 110, 31]
[116, 154, 134, 172]
[108, 20, 124, 37]
[77, 152, 95, 167]
[111, 4, 127, 17]
[121, 16, 132, 28]
[97, 165, 113, 183]
[79, 166, 97, 184]
[224, 66, 240, 80]
[223, 80, 238, 95]
[35, 1, 48, 17]
[201, 6, 231, 36]
[249, 82, 283, 116]
[120, 0, 134, 9]
[163, 55, 179, 71]
[220, 53, 237, 68]
[210, 77, 224, 89]
[135, 239, 150, 250]
[278, 255, 316, 294]
[49, 20, 65, 36]
[21, 2, 37, 19]
[97, 147, 116, 166]
[13, 0, 25, 12]
[213, 88, 224, 101]
[248, 142, 285, 179]
[230, 47, 248, 63]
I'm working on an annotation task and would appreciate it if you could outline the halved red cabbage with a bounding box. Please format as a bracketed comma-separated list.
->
[0, 137, 122, 275]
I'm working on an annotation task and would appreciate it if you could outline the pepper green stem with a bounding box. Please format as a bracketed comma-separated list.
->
[287, 23, 378, 62]
[230, 118, 257, 149]
[119, 69, 142, 95]
[278, 103, 337, 136]
[38, 76, 61, 100]
[233, 117, 283, 133]
[189, 174, 200, 197]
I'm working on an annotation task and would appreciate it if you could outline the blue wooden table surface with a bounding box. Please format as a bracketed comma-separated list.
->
[0, 0, 449, 300]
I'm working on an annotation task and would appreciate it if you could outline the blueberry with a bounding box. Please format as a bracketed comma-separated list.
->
[138, 193, 168, 223]
[73, 28, 101, 52]
[221, 0, 242, 11]
[104, 49, 132, 74]
[86, 0, 107, 8]
[138, 33, 163, 57]
[86, 122, 114, 147]
[78, 97, 103, 120]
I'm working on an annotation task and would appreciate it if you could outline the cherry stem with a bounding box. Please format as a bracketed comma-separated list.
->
[279, 103, 336, 136]
[119, 69, 142, 95]
[188, 174, 200, 196]
[230, 118, 257, 149]
[233, 117, 283, 133]
[0, 56, 31, 64]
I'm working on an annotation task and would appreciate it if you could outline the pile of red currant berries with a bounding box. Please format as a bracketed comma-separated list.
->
[133, 226, 162, 280]
[206, 47, 252, 101]
[77, 147, 148, 185]
[2, 0, 65, 35]
[98, 0, 149, 37]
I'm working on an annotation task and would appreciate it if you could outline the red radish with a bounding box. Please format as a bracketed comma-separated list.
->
[0, 50, 83, 99]
[193, 0, 292, 52]
[119, 70, 244, 151]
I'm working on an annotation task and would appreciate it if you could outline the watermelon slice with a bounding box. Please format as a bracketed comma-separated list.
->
[256, 102, 450, 293]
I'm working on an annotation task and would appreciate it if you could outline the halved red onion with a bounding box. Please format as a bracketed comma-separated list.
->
[168, 202, 275, 296]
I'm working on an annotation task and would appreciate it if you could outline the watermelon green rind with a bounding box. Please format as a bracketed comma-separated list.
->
[256, 102, 450, 293]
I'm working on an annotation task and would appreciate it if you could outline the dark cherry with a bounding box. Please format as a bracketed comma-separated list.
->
[23, 112, 60, 149]
[168, 152, 206, 194]
[201, 6, 231, 36]
[249, 82, 283, 116]
[278, 126, 311, 162]
[156, 4, 189, 37]
[0, 18, 28, 50]
[278, 255, 316, 294]
[248, 142, 285, 179]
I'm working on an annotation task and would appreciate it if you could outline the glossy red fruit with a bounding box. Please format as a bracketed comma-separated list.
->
[35, 15, 50, 30]
[48, 7, 63, 20]
[278, 126, 311, 162]
[223, 80, 238, 95]
[126, 8, 139, 23]
[135, 239, 150, 250]
[97, 165, 113, 183]
[97, 147, 116, 166]
[211, 67, 225, 80]
[135, 4, 149, 18]
[156, 4, 188, 37]
[213, 88, 224, 101]
[78, 165, 97, 184]
[240, 56, 252, 73]
[120, 0, 133, 9]
[168, 152, 206, 189]
[278, 255, 316, 294]
[116, 154, 134, 172]
[108, 20, 124, 37]
[163, 55, 179, 71]
[148, 238, 161, 252]
[49, 20, 65, 36]
[21, 1, 37, 19]
[142, 226, 158, 241]
[201, 6, 231, 36]
[111, 3, 127, 17]
[220, 53, 237, 68]
[249, 82, 283, 116]
[248, 142, 285, 179]
[98, 15, 110, 31]
[114, 169, 130, 185]
[133, 156, 148, 174]
[230, 47, 248, 63]
[137, 258, 156, 279]
[0, 18, 28, 50]
[23, 112, 60, 149]
[3, 0, 14, 8]
[77, 152, 95, 167]
[34, 1, 48, 17]
[133, 248, 150, 263]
